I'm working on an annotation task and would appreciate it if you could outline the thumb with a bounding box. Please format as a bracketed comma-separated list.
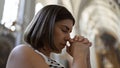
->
[66, 45, 72, 57]
[66, 45, 70, 53]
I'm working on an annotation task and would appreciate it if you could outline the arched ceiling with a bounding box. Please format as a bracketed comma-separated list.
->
[35, 0, 120, 68]
[36, 0, 120, 42]
[79, 0, 120, 41]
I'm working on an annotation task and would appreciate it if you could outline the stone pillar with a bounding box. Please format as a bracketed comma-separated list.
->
[16, 0, 35, 45]
[0, 0, 5, 23]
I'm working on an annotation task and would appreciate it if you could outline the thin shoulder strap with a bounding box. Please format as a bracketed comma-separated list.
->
[26, 44, 50, 64]
[34, 50, 50, 64]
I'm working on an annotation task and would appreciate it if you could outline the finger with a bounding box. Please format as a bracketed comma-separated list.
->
[87, 49, 91, 67]
[69, 38, 74, 43]
[73, 35, 76, 40]
[66, 46, 69, 53]
[84, 42, 92, 47]
[74, 35, 81, 41]
[78, 36, 84, 42]
[88, 42, 92, 47]
[82, 38, 89, 44]
[66, 46, 72, 56]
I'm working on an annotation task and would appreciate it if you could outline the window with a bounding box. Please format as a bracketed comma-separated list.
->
[1, 0, 19, 31]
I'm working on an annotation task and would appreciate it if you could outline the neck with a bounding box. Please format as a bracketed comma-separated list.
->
[38, 46, 51, 57]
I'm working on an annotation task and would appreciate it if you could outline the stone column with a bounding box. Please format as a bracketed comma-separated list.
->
[0, 0, 5, 23]
[16, 0, 35, 45]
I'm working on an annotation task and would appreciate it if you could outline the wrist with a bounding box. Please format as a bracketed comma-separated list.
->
[72, 57, 88, 68]
[73, 52, 87, 59]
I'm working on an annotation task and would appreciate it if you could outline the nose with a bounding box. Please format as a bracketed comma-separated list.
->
[65, 33, 70, 41]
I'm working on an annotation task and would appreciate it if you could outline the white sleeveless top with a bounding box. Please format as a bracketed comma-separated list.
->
[35, 50, 64, 68]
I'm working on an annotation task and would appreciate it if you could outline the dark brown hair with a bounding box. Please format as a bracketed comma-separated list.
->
[24, 5, 75, 50]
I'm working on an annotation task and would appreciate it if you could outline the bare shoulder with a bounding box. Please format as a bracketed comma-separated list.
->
[9, 44, 34, 56]
[6, 44, 49, 68]
[8, 44, 34, 60]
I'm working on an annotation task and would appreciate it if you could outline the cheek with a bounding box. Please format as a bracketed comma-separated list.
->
[54, 29, 64, 43]
[54, 28, 64, 38]
[54, 31, 61, 41]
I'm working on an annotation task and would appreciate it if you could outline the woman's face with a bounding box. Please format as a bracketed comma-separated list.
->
[53, 19, 74, 53]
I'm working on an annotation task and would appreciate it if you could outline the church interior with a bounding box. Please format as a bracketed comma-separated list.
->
[0, 0, 120, 68]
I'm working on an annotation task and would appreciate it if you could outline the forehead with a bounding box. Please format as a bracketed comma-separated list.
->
[55, 19, 74, 28]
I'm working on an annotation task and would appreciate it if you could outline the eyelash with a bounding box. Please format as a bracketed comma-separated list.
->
[62, 29, 68, 33]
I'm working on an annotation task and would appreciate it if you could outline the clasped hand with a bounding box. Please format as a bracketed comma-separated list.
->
[66, 35, 92, 59]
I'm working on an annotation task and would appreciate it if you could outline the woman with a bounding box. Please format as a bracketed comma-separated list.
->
[6, 5, 91, 68]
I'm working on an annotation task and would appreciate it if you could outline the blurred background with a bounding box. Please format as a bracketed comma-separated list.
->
[0, 0, 120, 68]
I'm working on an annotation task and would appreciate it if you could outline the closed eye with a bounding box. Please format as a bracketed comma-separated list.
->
[62, 29, 68, 33]
[61, 25, 71, 33]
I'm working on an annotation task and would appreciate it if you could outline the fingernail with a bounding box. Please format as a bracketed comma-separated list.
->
[75, 38, 78, 40]
[79, 38, 84, 41]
